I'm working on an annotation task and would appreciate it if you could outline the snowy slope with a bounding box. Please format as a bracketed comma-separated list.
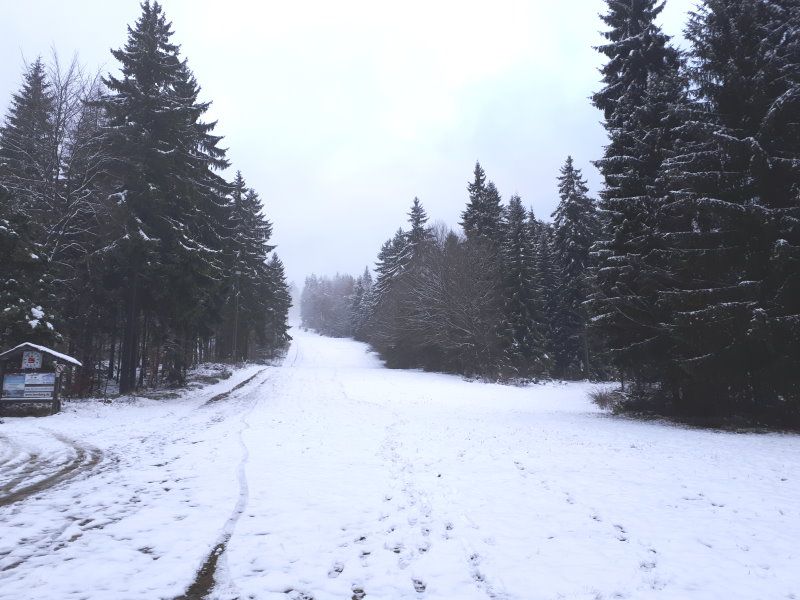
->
[1, 329, 798, 600]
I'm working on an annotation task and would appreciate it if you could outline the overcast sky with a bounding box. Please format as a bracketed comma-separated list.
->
[1, 0, 695, 285]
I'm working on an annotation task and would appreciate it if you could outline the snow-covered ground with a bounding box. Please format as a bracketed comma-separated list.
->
[0, 329, 798, 600]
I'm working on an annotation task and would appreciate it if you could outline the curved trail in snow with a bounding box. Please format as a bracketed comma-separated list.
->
[176, 369, 273, 600]
[0, 432, 103, 509]
[0, 366, 268, 582]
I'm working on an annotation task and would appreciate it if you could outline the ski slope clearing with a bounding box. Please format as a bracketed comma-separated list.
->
[1, 329, 798, 600]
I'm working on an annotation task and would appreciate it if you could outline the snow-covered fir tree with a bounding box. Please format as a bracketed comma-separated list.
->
[0, 57, 57, 218]
[551, 157, 600, 378]
[403, 197, 432, 265]
[461, 161, 503, 247]
[590, 0, 682, 387]
[655, 0, 800, 416]
[264, 253, 292, 353]
[500, 195, 548, 376]
[532, 216, 559, 363]
[97, 0, 232, 389]
[217, 172, 282, 362]
[0, 183, 57, 347]
[0, 2, 290, 396]
[349, 267, 373, 341]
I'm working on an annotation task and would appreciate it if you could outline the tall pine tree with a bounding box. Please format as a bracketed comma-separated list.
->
[461, 161, 503, 245]
[500, 195, 547, 376]
[590, 0, 682, 387]
[0, 183, 57, 346]
[657, 0, 800, 418]
[0, 57, 57, 218]
[551, 157, 600, 378]
[98, 1, 230, 390]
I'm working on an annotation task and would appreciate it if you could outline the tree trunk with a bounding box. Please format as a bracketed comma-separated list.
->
[119, 274, 139, 394]
[107, 327, 116, 381]
[137, 312, 149, 388]
[582, 321, 590, 380]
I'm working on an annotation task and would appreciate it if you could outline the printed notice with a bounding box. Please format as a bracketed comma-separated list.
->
[2, 374, 26, 399]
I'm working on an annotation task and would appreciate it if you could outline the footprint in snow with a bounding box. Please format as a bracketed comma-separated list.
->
[328, 562, 344, 578]
[614, 524, 628, 542]
[413, 578, 427, 593]
[351, 587, 366, 600]
[388, 542, 403, 554]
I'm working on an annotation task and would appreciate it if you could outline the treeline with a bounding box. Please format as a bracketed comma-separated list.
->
[590, 0, 799, 423]
[300, 274, 357, 338]
[302, 159, 601, 380]
[0, 1, 290, 394]
[303, 0, 800, 425]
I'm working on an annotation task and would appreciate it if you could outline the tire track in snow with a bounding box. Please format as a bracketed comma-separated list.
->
[176, 370, 272, 600]
[0, 434, 23, 469]
[0, 434, 105, 574]
[0, 367, 269, 579]
[202, 368, 267, 407]
[0, 433, 103, 509]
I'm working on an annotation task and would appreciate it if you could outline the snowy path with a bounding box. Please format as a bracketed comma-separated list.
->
[1, 329, 799, 599]
[0, 365, 270, 598]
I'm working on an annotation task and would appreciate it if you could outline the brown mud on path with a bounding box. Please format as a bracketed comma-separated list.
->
[202, 368, 267, 407]
[175, 538, 229, 600]
[177, 371, 267, 600]
[0, 433, 103, 509]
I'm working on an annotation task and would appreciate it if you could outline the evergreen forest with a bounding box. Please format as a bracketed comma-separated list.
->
[301, 0, 800, 427]
[0, 2, 291, 394]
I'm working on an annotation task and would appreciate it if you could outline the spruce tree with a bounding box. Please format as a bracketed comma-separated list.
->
[0, 60, 60, 348]
[350, 267, 373, 341]
[657, 0, 800, 417]
[405, 197, 432, 262]
[364, 229, 406, 356]
[592, 1, 677, 120]
[98, 1, 230, 390]
[590, 0, 682, 386]
[372, 228, 408, 300]
[551, 157, 599, 378]
[220, 173, 275, 361]
[0, 57, 57, 217]
[532, 217, 558, 371]
[461, 161, 487, 239]
[500, 195, 547, 375]
[461, 161, 503, 245]
[214, 170, 290, 361]
[264, 254, 291, 353]
[0, 184, 57, 346]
